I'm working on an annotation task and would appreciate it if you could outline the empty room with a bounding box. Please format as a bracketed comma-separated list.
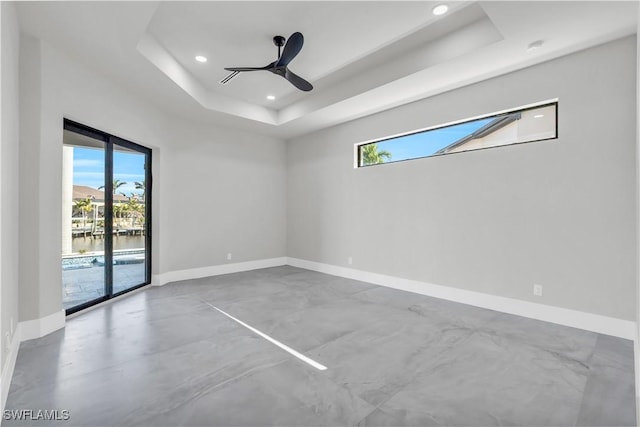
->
[1, 1, 639, 426]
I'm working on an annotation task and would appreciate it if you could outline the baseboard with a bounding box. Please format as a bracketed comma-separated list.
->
[152, 257, 288, 286]
[286, 257, 636, 340]
[19, 309, 65, 342]
[1, 323, 21, 413]
[637, 395, 640, 427]
[636, 339, 640, 426]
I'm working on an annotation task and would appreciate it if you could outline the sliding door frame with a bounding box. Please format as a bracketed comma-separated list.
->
[64, 119, 152, 314]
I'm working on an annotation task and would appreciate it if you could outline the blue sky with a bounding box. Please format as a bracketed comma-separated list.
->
[73, 147, 145, 196]
[375, 117, 493, 163]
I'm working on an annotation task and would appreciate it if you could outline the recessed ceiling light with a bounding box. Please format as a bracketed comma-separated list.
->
[534, 114, 544, 118]
[432, 4, 449, 15]
[266, 95, 276, 100]
[527, 40, 544, 52]
[195, 55, 207, 63]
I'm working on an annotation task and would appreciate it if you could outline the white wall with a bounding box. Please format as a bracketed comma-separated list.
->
[17, 35, 287, 324]
[287, 36, 637, 322]
[1, 0, 21, 375]
[18, 36, 46, 323]
[636, 6, 640, 423]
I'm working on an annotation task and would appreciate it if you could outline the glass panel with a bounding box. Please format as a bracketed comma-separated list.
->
[62, 131, 107, 310]
[112, 145, 147, 294]
[359, 102, 557, 167]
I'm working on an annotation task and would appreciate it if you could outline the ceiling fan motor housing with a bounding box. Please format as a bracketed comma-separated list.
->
[273, 35, 286, 47]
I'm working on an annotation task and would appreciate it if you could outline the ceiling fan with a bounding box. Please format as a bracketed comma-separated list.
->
[221, 32, 313, 92]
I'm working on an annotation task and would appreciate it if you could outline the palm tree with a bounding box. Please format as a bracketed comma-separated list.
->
[113, 203, 125, 230]
[124, 194, 144, 228]
[73, 197, 93, 232]
[361, 144, 392, 166]
[134, 179, 146, 200]
[98, 179, 127, 195]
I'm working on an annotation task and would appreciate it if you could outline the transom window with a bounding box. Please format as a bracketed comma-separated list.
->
[357, 101, 558, 167]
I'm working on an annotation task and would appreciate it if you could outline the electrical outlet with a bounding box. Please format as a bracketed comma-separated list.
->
[533, 284, 543, 297]
[347, 257, 353, 265]
[227, 253, 232, 261]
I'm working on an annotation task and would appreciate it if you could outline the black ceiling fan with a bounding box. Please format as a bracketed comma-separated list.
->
[222, 32, 313, 92]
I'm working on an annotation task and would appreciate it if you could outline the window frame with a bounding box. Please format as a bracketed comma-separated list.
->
[63, 119, 153, 315]
[355, 99, 559, 168]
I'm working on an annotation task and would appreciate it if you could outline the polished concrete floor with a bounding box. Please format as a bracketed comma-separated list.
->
[4, 266, 636, 426]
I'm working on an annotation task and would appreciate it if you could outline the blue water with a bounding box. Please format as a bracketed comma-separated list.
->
[72, 234, 145, 253]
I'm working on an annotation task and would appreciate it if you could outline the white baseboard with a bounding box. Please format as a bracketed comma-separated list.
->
[1, 324, 21, 413]
[636, 339, 640, 426]
[19, 309, 65, 342]
[286, 257, 636, 340]
[152, 257, 288, 286]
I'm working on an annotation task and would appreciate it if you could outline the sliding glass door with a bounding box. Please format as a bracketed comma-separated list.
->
[62, 133, 108, 309]
[62, 120, 151, 314]
[112, 144, 148, 294]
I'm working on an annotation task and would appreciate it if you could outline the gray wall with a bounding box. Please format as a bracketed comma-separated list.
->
[1, 1, 20, 369]
[287, 36, 637, 321]
[17, 36, 287, 322]
[159, 118, 286, 273]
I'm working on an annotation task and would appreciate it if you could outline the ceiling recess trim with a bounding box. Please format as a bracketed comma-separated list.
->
[278, 10, 503, 126]
[137, 3, 502, 129]
[137, 33, 278, 124]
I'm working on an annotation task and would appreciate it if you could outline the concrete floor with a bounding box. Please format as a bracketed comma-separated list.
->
[4, 266, 636, 426]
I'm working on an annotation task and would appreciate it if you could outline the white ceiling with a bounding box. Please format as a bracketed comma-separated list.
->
[147, 1, 469, 106]
[16, 1, 639, 139]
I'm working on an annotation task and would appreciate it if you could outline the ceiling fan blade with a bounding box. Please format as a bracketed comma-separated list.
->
[276, 32, 304, 67]
[284, 68, 313, 92]
[224, 66, 270, 72]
